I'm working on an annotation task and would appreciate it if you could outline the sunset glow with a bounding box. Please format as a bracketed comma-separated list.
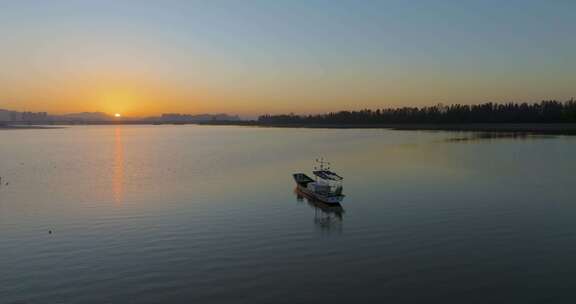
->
[0, 1, 575, 117]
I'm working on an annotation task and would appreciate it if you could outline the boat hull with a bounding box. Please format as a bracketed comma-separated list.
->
[295, 184, 344, 204]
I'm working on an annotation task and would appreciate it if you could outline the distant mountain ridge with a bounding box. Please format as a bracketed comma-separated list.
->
[53, 112, 112, 121]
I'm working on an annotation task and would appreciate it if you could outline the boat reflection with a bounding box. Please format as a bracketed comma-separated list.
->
[294, 188, 345, 233]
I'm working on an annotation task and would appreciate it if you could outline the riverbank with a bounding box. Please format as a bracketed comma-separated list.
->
[197, 122, 576, 135]
[0, 124, 61, 130]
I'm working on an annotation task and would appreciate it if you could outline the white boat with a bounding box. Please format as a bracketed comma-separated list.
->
[293, 158, 345, 204]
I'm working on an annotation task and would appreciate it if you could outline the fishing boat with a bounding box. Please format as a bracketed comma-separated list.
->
[293, 158, 345, 204]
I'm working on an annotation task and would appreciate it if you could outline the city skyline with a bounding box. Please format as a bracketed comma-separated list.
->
[1, 1, 575, 116]
[0, 108, 240, 122]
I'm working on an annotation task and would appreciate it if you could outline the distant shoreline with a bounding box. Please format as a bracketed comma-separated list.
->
[0, 124, 62, 130]
[3, 122, 576, 135]
[196, 121, 576, 135]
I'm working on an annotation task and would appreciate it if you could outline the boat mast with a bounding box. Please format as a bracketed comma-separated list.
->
[314, 157, 331, 182]
[315, 157, 331, 171]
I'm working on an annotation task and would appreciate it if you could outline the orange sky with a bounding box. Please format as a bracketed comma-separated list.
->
[1, 1, 575, 117]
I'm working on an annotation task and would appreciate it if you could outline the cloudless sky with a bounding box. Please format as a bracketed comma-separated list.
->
[1, 0, 575, 116]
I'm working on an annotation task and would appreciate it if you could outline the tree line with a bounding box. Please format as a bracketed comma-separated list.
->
[258, 100, 576, 124]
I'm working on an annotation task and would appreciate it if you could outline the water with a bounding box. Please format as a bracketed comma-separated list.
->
[1, 126, 575, 303]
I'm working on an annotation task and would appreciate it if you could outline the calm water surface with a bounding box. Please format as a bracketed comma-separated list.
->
[1, 126, 575, 303]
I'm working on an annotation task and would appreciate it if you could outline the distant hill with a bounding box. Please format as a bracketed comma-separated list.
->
[156, 113, 241, 122]
[53, 112, 113, 121]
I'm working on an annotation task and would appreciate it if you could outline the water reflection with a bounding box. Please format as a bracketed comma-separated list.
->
[295, 188, 344, 233]
[444, 132, 554, 143]
[113, 127, 124, 204]
[1, 126, 575, 303]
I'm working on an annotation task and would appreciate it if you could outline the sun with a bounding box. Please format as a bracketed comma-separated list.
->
[114, 113, 122, 118]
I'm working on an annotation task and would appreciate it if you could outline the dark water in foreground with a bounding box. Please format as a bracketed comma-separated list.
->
[1, 126, 575, 303]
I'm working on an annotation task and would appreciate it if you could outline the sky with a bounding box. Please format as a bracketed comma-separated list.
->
[0, 0, 575, 117]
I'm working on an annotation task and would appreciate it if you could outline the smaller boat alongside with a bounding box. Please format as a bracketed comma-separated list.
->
[293, 158, 345, 204]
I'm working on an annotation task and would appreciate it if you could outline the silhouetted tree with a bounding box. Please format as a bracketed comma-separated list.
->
[258, 100, 576, 124]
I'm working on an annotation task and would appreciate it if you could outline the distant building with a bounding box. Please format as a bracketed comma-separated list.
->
[22, 111, 48, 122]
[0, 109, 49, 122]
[0, 110, 11, 122]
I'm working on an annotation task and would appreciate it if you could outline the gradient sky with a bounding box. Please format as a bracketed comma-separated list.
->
[1, 0, 575, 117]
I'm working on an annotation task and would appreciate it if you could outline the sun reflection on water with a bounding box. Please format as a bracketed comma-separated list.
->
[113, 127, 124, 204]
